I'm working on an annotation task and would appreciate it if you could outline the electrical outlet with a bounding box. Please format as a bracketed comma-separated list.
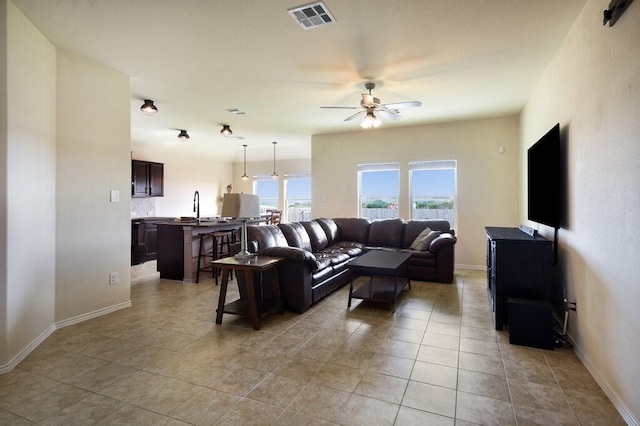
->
[109, 272, 118, 285]
[110, 190, 120, 202]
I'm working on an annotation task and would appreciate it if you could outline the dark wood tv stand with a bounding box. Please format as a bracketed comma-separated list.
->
[485, 227, 552, 330]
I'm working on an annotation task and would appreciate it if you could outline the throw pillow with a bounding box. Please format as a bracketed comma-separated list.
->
[409, 227, 432, 250]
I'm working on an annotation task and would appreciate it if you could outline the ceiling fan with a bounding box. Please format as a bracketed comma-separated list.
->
[321, 82, 422, 128]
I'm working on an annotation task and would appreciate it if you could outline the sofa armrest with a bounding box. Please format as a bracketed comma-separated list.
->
[428, 233, 457, 253]
[258, 246, 320, 270]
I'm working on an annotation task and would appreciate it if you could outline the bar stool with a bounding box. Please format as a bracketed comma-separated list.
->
[196, 231, 234, 284]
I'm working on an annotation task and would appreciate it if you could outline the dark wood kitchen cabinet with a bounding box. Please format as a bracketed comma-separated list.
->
[132, 160, 164, 197]
[144, 221, 159, 261]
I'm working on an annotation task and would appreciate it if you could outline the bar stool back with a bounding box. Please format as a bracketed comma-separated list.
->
[196, 231, 234, 284]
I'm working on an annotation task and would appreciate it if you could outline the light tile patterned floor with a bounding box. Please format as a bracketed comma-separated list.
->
[0, 263, 626, 425]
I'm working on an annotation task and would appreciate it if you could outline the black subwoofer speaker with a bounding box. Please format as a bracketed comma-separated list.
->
[508, 297, 554, 350]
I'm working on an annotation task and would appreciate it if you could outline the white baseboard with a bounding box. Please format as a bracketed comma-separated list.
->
[0, 324, 56, 375]
[566, 332, 639, 425]
[455, 264, 486, 271]
[55, 300, 132, 329]
[0, 300, 132, 375]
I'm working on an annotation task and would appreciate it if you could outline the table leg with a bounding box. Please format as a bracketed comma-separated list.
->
[272, 268, 284, 315]
[215, 268, 230, 324]
[406, 263, 412, 290]
[244, 270, 261, 330]
[348, 276, 354, 307]
[393, 273, 398, 313]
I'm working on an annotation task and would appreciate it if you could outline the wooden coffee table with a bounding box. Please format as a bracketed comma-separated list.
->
[347, 250, 412, 313]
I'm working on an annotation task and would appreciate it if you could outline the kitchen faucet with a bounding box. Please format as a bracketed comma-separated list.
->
[193, 191, 200, 219]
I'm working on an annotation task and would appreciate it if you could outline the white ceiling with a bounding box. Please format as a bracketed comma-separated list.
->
[13, 0, 586, 162]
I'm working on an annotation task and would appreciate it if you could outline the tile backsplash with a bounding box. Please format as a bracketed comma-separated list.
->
[131, 197, 156, 217]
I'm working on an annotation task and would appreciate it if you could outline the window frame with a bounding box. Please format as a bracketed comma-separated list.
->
[284, 172, 311, 223]
[358, 162, 400, 219]
[253, 175, 280, 215]
[409, 160, 457, 227]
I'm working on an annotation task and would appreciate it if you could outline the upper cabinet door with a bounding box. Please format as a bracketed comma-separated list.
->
[132, 160, 164, 197]
[132, 160, 150, 197]
[148, 162, 164, 197]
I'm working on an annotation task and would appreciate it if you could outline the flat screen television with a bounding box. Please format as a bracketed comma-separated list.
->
[527, 123, 561, 229]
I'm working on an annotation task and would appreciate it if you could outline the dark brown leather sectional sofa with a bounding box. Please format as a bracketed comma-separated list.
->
[243, 217, 457, 313]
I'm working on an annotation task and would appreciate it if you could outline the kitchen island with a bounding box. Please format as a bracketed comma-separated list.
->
[156, 220, 244, 282]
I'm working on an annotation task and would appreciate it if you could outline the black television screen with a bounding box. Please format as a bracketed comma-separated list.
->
[527, 123, 560, 229]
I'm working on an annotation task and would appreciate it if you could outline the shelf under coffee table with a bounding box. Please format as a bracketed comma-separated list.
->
[347, 250, 412, 313]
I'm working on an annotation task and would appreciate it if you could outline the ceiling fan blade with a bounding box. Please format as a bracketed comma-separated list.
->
[320, 106, 359, 109]
[344, 111, 365, 121]
[378, 110, 402, 120]
[381, 100, 422, 109]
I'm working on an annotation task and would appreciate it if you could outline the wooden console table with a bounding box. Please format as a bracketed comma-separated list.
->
[214, 256, 285, 330]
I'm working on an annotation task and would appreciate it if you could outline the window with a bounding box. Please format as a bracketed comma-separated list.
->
[254, 177, 279, 215]
[409, 161, 456, 226]
[285, 173, 311, 222]
[358, 163, 399, 219]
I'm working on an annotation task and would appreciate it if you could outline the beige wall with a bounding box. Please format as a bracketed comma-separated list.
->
[231, 158, 312, 210]
[521, 0, 640, 421]
[131, 145, 233, 218]
[55, 50, 132, 322]
[127, 152, 311, 220]
[1, 0, 57, 368]
[312, 116, 520, 268]
[1, 2, 129, 370]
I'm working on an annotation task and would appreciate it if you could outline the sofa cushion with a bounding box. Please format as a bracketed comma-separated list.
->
[331, 242, 364, 257]
[367, 218, 405, 248]
[316, 250, 350, 265]
[333, 218, 370, 243]
[247, 225, 289, 250]
[278, 223, 312, 252]
[302, 220, 330, 252]
[315, 218, 339, 246]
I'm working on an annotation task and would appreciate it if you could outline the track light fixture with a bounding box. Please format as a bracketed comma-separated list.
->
[177, 130, 189, 140]
[221, 125, 233, 137]
[140, 99, 158, 116]
[241, 144, 249, 181]
[271, 141, 279, 179]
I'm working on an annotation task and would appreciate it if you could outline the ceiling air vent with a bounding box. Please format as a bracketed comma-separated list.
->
[288, 2, 336, 30]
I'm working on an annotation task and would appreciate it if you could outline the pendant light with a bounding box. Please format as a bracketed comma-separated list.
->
[140, 99, 158, 115]
[271, 141, 279, 179]
[241, 144, 249, 181]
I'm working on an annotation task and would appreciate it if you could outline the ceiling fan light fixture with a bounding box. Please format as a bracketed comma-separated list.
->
[361, 111, 381, 129]
[241, 144, 249, 181]
[177, 129, 190, 140]
[221, 125, 233, 137]
[271, 141, 279, 179]
[140, 99, 158, 116]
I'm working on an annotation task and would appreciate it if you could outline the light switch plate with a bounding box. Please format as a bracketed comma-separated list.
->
[110, 190, 120, 202]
